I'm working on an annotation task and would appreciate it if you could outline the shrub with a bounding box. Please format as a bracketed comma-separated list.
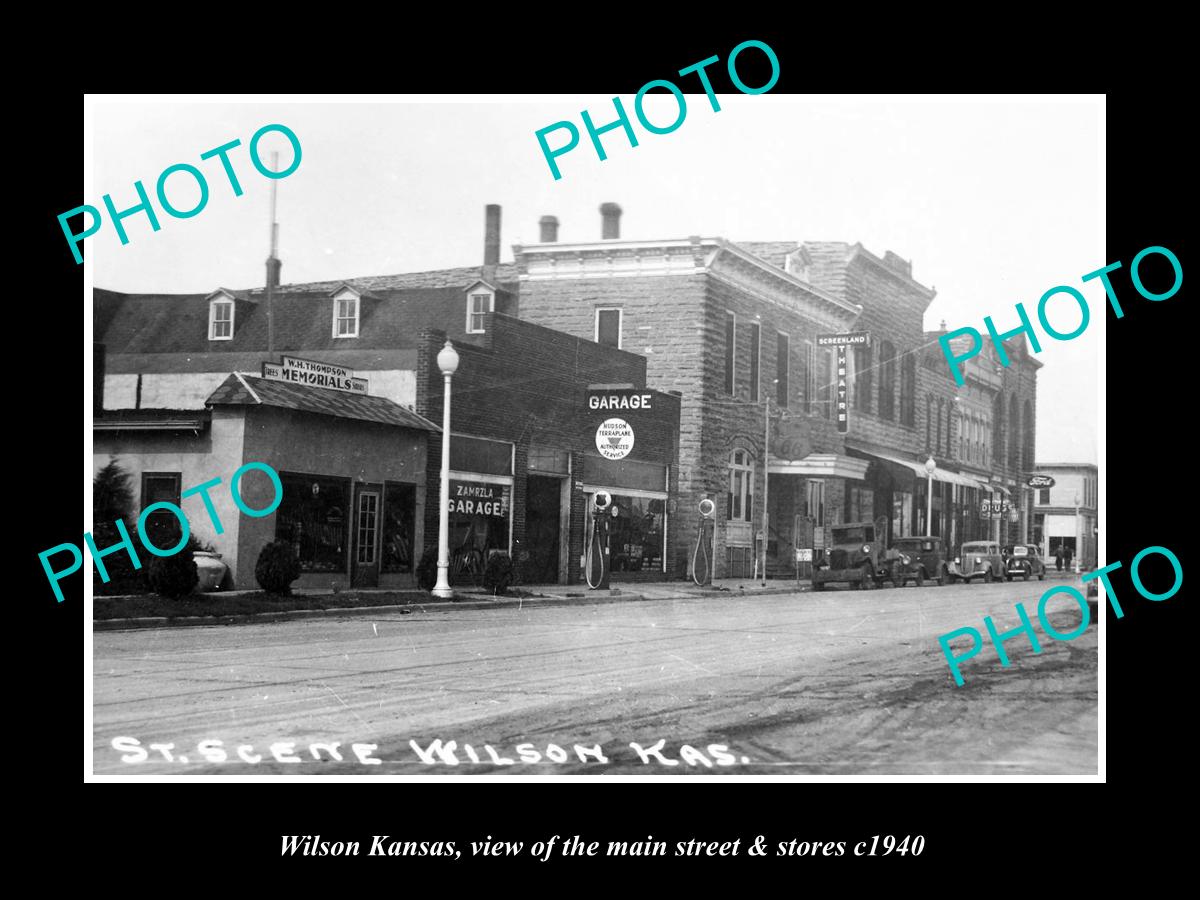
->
[416, 548, 438, 592]
[255, 541, 302, 595]
[94, 458, 135, 522]
[147, 550, 198, 599]
[90, 521, 150, 596]
[483, 552, 515, 595]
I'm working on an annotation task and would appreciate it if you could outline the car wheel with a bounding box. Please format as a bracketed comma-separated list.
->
[859, 566, 874, 590]
[1038, 572, 1045, 581]
[983, 567, 993, 584]
[915, 568, 925, 587]
[1005, 571, 1013, 582]
[937, 567, 946, 587]
[1022, 566, 1030, 582]
[813, 580, 825, 591]
[891, 563, 904, 588]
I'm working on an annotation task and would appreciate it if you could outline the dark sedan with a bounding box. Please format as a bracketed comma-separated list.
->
[1003, 544, 1047, 582]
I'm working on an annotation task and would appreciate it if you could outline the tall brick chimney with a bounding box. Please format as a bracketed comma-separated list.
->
[600, 202, 622, 239]
[538, 215, 559, 243]
[483, 204, 501, 282]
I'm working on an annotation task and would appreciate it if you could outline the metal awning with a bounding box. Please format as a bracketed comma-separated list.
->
[768, 453, 870, 481]
[855, 448, 988, 491]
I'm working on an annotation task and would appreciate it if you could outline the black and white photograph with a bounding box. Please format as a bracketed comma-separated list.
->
[68, 85, 1118, 785]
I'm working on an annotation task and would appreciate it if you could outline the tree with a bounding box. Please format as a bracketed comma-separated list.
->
[94, 457, 135, 523]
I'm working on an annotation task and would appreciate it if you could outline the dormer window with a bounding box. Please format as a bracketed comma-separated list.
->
[333, 293, 359, 338]
[209, 298, 234, 341]
[467, 291, 493, 334]
[785, 248, 812, 283]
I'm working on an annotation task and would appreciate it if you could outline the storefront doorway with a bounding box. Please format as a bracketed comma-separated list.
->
[352, 482, 383, 588]
[526, 475, 565, 583]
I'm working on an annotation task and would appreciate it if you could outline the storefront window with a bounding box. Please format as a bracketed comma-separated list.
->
[381, 482, 415, 574]
[448, 479, 511, 574]
[589, 493, 666, 573]
[847, 485, 874, 522]
[276, 472, 350, 573]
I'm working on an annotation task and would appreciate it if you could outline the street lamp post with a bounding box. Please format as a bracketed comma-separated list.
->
[433, 340, 460, 599]
[1080, 494, 1089, 578]
[924, 456, 936, 536]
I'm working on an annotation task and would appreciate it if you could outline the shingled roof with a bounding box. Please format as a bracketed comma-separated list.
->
[96, 281, 518, 356]
[206, 373, 440, 432]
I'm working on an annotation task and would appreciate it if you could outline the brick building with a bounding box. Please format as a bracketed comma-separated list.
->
[414, 313, 679, 585]
[514, 208, 874, 579]
[514, 208, 1041, 577]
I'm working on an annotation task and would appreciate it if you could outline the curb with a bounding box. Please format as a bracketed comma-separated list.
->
[90, 582, 819, 632]
[93, 589, 650, 632]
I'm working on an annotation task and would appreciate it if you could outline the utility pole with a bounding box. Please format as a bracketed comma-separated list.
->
[267, 151, 278, 355]
[761, 393, 771, 586]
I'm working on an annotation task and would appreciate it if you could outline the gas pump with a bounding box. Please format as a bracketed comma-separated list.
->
[585, 491, 617, 590]
[691, 498, 716, 587]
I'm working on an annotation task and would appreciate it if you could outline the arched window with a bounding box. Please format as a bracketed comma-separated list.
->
[900, 355, 916, 425]
[1009, 394, 1021, 470]
[727, 449, 755, 523]
[878, 341, 896, 420]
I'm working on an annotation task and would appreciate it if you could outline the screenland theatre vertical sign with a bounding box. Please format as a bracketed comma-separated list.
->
[817, 332, 869, 434]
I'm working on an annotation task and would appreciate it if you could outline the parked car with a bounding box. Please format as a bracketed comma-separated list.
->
[812, 517, 890, 590]
[890, 536, 949, 587]
[1003, 544, 1047, 582]
[949, 541, 1005, 583]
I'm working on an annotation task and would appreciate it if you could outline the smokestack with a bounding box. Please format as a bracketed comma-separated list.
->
[266, 252, 281, 291]
[600, 202, 622, 239]
[538, 215, 559, 243]
[483, 204, 501, 282]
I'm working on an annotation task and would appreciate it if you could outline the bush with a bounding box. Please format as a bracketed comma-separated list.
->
[91, 521, 150, 596]
[255, 541, 302, 595]
[147, 550, 198, 599]
[416, 548, 438, 592]
[483, 552, 515, 595]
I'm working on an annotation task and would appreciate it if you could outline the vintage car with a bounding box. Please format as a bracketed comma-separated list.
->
[1003, 544, 1047, 581]
[949, 540, 1006, 583]
[812, 517, 890, 590]
[889, 536, 949, 587]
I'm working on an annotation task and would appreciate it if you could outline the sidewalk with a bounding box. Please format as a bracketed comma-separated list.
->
[92, 576, 810, 631]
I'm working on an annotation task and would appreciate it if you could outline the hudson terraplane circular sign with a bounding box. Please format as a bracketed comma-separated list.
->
[596, 418, 635, 460]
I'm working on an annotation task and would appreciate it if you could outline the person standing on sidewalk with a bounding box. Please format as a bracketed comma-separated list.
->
[1064, 544, 1073, 571]
[1054, 544, 1064, 572]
